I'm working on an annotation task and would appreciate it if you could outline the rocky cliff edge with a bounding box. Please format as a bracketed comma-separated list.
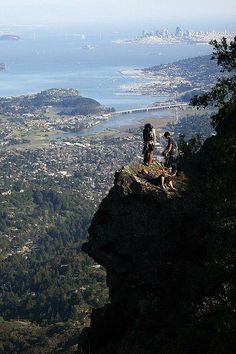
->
[77, 163, 211, 353]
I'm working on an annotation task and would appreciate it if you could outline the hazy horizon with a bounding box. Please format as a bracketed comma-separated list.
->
[0, 0, 235, 30]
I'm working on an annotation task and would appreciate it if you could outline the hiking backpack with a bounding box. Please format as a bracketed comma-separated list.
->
[143, 123, 154, 141]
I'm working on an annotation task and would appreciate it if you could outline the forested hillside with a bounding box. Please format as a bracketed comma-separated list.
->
[0, 184, 108, 353]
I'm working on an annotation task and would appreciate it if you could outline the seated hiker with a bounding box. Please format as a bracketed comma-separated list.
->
[142, 123, 156, 166]
[162, 131, 178, 176]
[137, 168, 176, 191]
[158, 166, 176, 190]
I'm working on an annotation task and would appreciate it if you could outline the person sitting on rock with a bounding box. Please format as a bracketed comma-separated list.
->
[142, 123, 156, 166]
[137, 168, 176, 191]
[158, 166, 177, 190]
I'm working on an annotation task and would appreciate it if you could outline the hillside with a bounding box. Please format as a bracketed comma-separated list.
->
[0, 88, 106, 116]
[122, 55, 222, 101]
[79, 102, 236, 353]
[0, 130, 140, 353]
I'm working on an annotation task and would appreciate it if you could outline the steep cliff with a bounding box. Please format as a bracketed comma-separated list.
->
[79, 106, 236, 354]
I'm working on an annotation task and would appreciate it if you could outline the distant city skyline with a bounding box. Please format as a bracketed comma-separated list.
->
[0, 0, 235, 27]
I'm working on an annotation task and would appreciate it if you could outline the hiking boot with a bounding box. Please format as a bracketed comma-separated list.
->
[169, 186, 176, 191]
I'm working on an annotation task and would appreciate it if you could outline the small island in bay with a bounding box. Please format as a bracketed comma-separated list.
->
[0, 63, 6, 72]
[0, 34, 20, 41]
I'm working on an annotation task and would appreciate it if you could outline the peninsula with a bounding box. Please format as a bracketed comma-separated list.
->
[121, 55, 221, 102]
[114, 27, 235, 45]
[0, 88, 114, 147]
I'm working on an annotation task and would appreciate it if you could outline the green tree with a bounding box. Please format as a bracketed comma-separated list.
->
[191, 36, 236, 130]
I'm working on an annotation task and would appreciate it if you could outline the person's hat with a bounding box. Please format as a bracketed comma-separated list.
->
[145, 123, 152, 129]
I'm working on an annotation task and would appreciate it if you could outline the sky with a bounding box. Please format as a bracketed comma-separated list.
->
[0, 0, 235, 28]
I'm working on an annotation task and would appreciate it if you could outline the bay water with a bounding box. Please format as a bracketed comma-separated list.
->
[0, 25, 212, 133]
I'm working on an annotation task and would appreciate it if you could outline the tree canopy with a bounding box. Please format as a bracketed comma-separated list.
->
[191, 36, 236, 130]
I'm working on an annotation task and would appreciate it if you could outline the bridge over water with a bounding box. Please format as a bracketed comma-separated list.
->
[110, 102, 188, 116]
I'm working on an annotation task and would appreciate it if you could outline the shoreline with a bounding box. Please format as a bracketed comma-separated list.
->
[113, 30, 235, 46]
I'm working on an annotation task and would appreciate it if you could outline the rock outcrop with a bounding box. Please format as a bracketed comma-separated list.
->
[79, 108, 236, 354]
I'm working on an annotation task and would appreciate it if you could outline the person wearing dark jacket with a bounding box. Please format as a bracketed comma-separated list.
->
[162, 131, 177, 176]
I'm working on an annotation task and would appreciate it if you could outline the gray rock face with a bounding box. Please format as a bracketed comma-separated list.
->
[80, 164, 206, 353]
[80, 124, 236, 354]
